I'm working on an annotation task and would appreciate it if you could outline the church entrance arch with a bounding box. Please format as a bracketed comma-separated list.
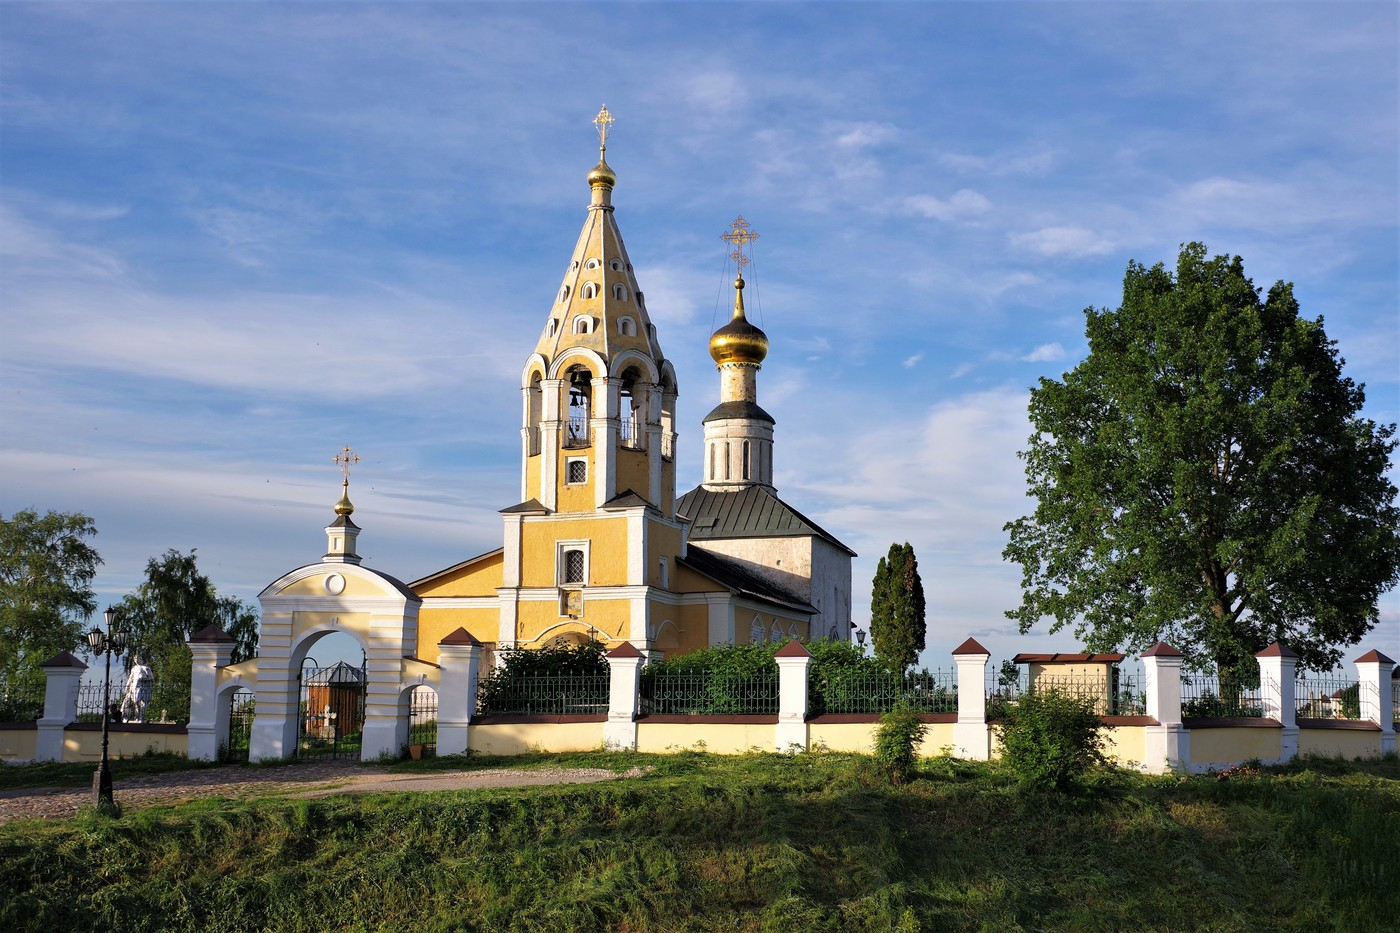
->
[292, 630, 367, 760]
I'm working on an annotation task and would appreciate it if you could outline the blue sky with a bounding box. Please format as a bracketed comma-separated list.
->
[3, 1, 1396, 671]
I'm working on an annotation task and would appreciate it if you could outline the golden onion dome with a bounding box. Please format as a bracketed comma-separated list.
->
[709, 275, 768, 365]
[334, 480, 355, 517]
[588, 157, 616, 189]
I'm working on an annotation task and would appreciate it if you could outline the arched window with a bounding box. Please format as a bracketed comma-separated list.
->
[545, 319, 557, 338]
[609, 259, 622, 271]
[618, 316, 636, 337]
[572, 316, 594, 334]
[585, 258, 601, 270]
[750, 616, 766, 645]
[708, 444, 716, 480]
[558, 285, 570, 304]
[619, 369, 644, 450]
[742, 441, 751, 480]
[566, 369, 591, 447]
[724, 442, 731, 480]
[570, 260, 580, 271]
[770, 621, 783, 643]
[562, 547, 586, 584]
[613, 283, 627, 301]
[526, 374, 543, 456]
[581, 282, 599, 300]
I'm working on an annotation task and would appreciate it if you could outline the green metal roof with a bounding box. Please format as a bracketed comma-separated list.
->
[676, 484, 856, 556]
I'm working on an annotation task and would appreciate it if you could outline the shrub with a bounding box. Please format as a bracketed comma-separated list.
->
[996, 688, 1106, 792]
[873, 704, 926, 785]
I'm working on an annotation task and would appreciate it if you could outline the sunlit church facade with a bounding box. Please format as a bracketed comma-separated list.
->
[231, 110, 853, 760]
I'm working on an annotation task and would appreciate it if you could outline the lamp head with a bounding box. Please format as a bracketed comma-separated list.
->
[87, 628, 104, 651]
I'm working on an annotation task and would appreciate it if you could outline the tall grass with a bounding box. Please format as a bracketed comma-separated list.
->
[1, 752, 1395, 931]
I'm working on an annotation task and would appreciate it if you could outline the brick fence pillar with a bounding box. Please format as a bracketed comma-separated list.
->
[36, 651, 86, 762]
[1141, 642, 1188, 773]
[436, 628, 482, 756]
[1256, 642, 1299, 764]
[186, 625, 236, 761]
[774, 641, 811, 753]
[952, 638, 991, 761]
[1354, 649, 1395, 756]
[605, 642, 644, 751]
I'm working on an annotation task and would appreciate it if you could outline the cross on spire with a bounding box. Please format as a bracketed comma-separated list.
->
[721, 216, 759, 272]
[334, 446, 360, 484]
[594, 104, 614, 152]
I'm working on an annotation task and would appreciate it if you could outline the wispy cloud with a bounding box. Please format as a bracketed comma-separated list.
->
[901, 189, 992, 222]
[1009, 226, 1115, 258]
[1021, 342, 1065, 363]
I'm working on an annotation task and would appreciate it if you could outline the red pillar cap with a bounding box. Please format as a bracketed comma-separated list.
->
[952, 637, 990, 656]
[1142, 642, 1182, 658]
[774, 640, 811, 658]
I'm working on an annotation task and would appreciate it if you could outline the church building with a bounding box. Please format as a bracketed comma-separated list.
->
[239, 109, 853, 760]
[406, 107, 855, 663]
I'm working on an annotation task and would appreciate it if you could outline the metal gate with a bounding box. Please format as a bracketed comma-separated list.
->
[224, 688, 255, 762]
[297, 658, 366, 760]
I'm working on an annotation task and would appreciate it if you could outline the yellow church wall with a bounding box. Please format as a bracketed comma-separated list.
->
[1189, 726, 1281, 765]
[646, 523, 683, 586]
[514, 596, 632, 645]
[413, 552, 504, 598]
[636, 721, 775, 754]
[1298, 726, 1382, 759]
[468, 720, 604, 755]
[674, 563, 718, 595]
[807, 721, 956, 756]
[1101, 725, 1147, 767]
[525, 455, 541, 503]
[279, 573, 388, 598]
[416, 607, 500, 663]
[614, 447, 650, 499]
[0, 728, 36, 761]
[520, 519, 629, 586]
[64, 728, 188, 760]
[556, 465, 595, 513]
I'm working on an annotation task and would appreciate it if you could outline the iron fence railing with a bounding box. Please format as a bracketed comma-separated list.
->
[409, 685, 438, 746]
[640, 670, 779, 716]
[1295, 675, 1363, 720]
[1181, 675, 1268, 718]
[0, 679, 44, 721]
[985, 666, 1145, 717]
[476, 671, 608, 716]
[76, 678, 190, 724]
[1393, 680, 1399, 723]
[814, 668, 957, 715]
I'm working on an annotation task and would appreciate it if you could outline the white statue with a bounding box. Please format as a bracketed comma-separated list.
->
[121, 656, 154, 723]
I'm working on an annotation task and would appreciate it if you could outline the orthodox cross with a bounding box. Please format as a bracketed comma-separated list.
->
[594, 104, 614, 153]
[721, 216, 759, 272]
[333, 446, 360, 485]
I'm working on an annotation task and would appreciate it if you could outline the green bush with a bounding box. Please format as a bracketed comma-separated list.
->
[873, 704, 926, 785]
[476, 641, 609, 713]
[995, 688, 1106, 792]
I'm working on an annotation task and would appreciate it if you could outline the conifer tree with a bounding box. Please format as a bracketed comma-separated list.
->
[870, 542, 926, 671]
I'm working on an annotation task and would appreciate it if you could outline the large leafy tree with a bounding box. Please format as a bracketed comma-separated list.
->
[1003, 243, 1400, 675]
[870, 542, 926, 671]
[115, 549, 259, 696]
[0, 509, 102, 686]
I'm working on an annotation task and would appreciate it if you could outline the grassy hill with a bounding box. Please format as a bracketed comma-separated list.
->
[2, 751, 1396, 931]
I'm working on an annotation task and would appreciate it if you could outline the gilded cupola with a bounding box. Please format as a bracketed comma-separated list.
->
[709, 274, 769, 365]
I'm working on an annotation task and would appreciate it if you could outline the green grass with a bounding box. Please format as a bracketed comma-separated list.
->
[2, 752, 1396, 931]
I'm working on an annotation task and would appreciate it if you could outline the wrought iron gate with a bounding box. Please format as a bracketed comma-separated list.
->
[224, 688, 255, 762]
[296, 658, 366, 760]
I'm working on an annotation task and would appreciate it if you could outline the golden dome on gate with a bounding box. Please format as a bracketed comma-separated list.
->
[709, 275, 768, 365]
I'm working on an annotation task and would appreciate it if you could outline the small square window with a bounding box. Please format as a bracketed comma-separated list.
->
[566, 459, 587, 484]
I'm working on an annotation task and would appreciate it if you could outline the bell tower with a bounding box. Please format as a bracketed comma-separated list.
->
[702, 217, 774, 489]
[518, 106, 679, 517]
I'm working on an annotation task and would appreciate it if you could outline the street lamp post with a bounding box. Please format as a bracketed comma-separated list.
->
[855, 629, 868, 654]
[87, 607, 128, 808]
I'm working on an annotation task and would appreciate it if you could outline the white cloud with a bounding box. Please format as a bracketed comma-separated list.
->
[1009, 226, 1115, 258]
[902, 352, 925, 368]
[902, 189, 992, 222]
[833, 121, 898, 150]
[1022, 342, 1065, 363]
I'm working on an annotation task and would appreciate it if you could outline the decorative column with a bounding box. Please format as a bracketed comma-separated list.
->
[186, 625, 236, 761]
[436, 628, 483, 757]
[36, 651, 86, 762]
[604, 642, 644, 751]
[1141, 642, 1189, 774]
[952, 638, 991, 761]
[1256, 642, 1299, 764]
[1354, 650, 1395, 756]
[774, 640, 811, 752]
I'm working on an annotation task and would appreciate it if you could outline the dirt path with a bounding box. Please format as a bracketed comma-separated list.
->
[0, 761, 639, 825]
